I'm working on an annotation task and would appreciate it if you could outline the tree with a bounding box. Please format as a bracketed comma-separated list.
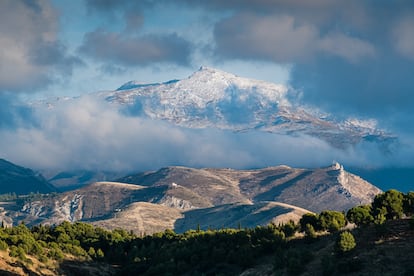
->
[403, 192, 414, 216]
[88, 247, 96, 258]
[304, 224, 317, 239]
[299, 213, 319, 232]
[346, 205, 373, 226]
[318, 211, 346, 232]
[282, 220, 297, 237]
[96, 248, 105, 259]
[336, 231, 356, 254]
[372, 190, 404, 220]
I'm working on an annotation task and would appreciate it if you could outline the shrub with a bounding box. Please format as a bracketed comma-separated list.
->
[372, 190, 404, 220]
[9, 245, 26, 261]
[304, 224, 317, 239]
[88, 247, 96, 258]
[0, 239, 8, 251]
[300, 213, 320, 232]
[336, 231, 356, 254]
[346, 205, 373, 226]
[96, 248, 105, 259]
[319, 211, 346, 232]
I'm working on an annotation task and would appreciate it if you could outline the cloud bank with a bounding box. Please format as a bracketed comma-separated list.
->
[0, 95, 410, 172]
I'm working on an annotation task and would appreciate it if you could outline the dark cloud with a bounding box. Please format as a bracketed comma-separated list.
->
[198, 0, 414, 140]
[289, 54, 414, 134]
[213, 10, 375, 63]
[79, 30, 192, 66]
[0, 0, 80, 93]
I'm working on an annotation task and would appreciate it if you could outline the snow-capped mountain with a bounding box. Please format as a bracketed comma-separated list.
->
[100, 66, 395, 149]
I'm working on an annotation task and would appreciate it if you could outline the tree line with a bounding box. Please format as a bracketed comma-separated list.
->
[0, 189, 412, 275]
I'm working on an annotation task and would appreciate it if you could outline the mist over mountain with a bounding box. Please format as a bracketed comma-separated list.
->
[107, 66, 394, 149]
[0, 67, 409, 176]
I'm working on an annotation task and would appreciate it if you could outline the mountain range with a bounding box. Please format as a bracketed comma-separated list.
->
[101, 66, 395, 149]
[0, 161, 381, 235]
[0, 66, 405, 235]
[38, 66, 395, 152]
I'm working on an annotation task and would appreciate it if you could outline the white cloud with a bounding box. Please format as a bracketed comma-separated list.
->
[0, 95, 401, 172]
[392, 15, 414, 60]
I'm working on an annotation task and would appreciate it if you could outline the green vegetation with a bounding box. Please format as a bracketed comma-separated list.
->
[0, 192, 18, 201]
[299, 210, 346, 233]
[346, 205, 373, 226]
[372, 189, 404, 220]
[0, 189, 412, 275]
[335, 231, 356, 254]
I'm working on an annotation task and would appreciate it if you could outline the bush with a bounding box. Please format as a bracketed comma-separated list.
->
[403, 192, 414, 216]
[0, 239, 8, 251]
[346, 205, 373, 226]
[372, 190, 404, 220]
[9, 245, 26, 261]
[300, 213, 319, 232]
[336, 231, 356, 254]
[319, 211, 346, 232]
[304, 224, 317, 240]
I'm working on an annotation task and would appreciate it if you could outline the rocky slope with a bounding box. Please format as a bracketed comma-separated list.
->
[0, 163, 381, 234]
[119, 163, 381, 212]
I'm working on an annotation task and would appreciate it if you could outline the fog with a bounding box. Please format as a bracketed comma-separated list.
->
[1, 95, 410, 173]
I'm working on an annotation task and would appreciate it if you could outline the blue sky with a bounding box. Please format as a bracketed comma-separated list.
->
[1, 0, 414, 173]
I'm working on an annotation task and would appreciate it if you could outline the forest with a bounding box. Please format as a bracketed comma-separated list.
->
[0, 189, 413, 275]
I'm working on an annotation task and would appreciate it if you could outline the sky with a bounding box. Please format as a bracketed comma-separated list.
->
[1, 0, 414, 174]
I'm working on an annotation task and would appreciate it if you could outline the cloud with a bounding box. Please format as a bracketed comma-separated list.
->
[318, 33, 376, 63]
[214, 14, 318, 63]
[0, 94, 408, 172]
[392, 15, 414, 60]
[289, 53, 414, 135]
[213, 12, 375, 63]
[0, 0, 80, 93]
[79, 30, 192, 66]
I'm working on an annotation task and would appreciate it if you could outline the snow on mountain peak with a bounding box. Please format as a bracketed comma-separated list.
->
[91, 67, 397, 149]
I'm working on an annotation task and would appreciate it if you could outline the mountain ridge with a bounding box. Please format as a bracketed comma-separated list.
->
[102, 66, 395, 149]
[0, 161, 382, 235]
[0, 159, 56, 195]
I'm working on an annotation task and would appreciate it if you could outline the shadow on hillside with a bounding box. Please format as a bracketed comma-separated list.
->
[174, 202, 294, 233]
[254, 170, 313, 201]
[58, 260, 117, 276]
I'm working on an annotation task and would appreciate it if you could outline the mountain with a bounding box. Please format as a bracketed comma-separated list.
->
[2, 163, 381, 234]
[117, 163, 381, 213]
[40, 170, 125, 191]
[101, 66, 395, 149]
[0, 159, 55, 195]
